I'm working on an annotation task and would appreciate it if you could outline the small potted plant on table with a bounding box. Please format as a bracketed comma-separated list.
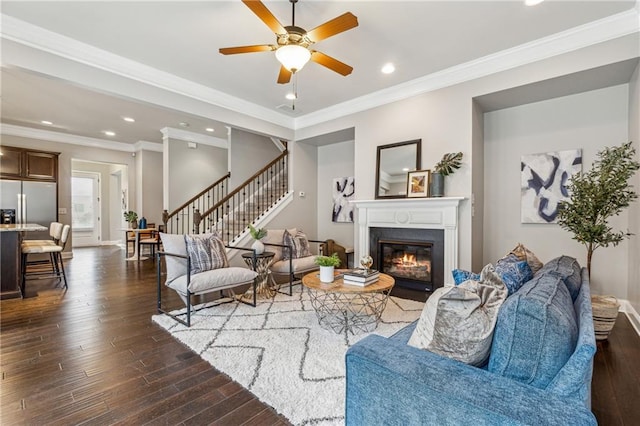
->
[315, 253, 341, 283]
[249, 224, 267, 254]
[124, 210, 138, 229]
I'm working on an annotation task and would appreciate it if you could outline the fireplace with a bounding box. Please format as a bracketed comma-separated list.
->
[370, 227, 444, 292]
[353, 197, 464, 290]
[379, 240, 433, 289]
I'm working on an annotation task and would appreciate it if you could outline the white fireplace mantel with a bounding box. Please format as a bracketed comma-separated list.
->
[352, 197, 465, 285]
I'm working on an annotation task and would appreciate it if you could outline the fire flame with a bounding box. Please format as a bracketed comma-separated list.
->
[402, 253, 417, 266]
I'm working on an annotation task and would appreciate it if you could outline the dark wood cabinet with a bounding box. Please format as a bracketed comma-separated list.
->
[0, 146, 59, 181]
[0, 146, 24, 178]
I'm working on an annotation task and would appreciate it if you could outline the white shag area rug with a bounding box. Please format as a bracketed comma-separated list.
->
[152, 285, 424, 426]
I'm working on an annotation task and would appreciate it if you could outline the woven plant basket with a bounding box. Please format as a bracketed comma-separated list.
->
[591, 295, 620, 341]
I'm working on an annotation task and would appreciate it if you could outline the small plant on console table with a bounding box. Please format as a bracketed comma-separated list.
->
[124, 210, 138, 228]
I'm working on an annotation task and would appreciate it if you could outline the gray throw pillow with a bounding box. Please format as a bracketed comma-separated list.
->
[282, 229, 311, 260]
[408, 264, 508, 366]
[184, 233, 228, 274]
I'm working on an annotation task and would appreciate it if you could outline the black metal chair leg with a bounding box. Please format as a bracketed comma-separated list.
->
[57, 252, 68, 289]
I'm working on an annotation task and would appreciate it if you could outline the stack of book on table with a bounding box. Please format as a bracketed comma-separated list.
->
[342, 269, 380, 286]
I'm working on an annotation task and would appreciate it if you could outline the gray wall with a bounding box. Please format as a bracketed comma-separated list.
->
[296, 33, 638, 275]
[483, 85, 629, 297]
[628, 63, 640, 314]
[262, 140, 318, 243]
[139, 150, 163, 225]
[167, 138, 227, 210]
[317, 140, 355, 249]
[229, 129, 281, 188]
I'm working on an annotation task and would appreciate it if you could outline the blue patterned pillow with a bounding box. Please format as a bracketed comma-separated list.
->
[452, 269, 480, 285]
[495, 254, 533, 295]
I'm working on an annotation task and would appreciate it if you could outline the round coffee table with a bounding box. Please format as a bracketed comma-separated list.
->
[302, 271, 395, 335]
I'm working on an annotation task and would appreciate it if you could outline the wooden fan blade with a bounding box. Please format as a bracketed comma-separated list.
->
[310, 51, 353, 76]
[219, 45, 275, 55]
[306, 12, 358, 42]
[242, 0, 286, 34]
[277, 66, 292, 84]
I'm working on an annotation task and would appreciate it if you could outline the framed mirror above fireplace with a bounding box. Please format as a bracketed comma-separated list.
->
[375, 139, 421, 199]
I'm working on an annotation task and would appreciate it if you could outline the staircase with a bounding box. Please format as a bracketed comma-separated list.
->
[163, 150, 290, 243]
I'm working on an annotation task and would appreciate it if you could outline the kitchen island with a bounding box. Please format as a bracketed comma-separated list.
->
[0, 223, 47, 299]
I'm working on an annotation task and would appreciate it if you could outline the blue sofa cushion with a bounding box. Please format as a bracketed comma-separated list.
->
[488, 273, 578, 389]
[495, 254, 533, 295]
[452, 268, 480, 285]
[535, 255, 582, 301]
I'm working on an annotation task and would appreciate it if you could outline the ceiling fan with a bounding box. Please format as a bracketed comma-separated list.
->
[219, 0, 358, 84]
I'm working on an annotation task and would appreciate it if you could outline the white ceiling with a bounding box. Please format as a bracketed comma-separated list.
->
[1, 1, 637, 146]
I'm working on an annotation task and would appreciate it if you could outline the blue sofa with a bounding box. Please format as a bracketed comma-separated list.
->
[345, 256, 597, 425]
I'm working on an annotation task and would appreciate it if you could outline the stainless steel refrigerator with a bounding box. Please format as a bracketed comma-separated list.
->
[0, 179, 58, 241]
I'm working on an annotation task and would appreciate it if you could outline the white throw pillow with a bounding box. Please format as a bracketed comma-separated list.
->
[159, 233, 188, 283]
[408, 264, 507, 366]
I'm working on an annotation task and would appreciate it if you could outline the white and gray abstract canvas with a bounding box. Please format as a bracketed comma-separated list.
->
[521, 149, 582, 223]
[332, 176, 355, 222]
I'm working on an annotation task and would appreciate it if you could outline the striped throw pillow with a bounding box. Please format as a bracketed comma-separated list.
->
[282, 230, 311, 260]
[184, 233, 228, 274]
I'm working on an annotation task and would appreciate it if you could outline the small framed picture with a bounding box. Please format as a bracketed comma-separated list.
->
[407, 169, 431, 198]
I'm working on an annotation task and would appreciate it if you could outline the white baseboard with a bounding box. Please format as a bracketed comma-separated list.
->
[619, 298, 640, 337]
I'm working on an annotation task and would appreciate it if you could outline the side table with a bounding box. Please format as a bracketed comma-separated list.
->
[241, 251, 276, 299]
[302, 271, 395, 335]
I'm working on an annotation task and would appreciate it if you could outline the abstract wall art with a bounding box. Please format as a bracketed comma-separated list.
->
[332, 176, 355, 222]
[521, 149, 582, 223]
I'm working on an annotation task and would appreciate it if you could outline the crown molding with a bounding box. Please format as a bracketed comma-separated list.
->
[1, 14, 294, 130]
[160, 127, 228, 149]
[134, 140, 163, 153]
[0, 123, 142, 152]
[2, 7, 638, 134]
[294, 7, 640, 129]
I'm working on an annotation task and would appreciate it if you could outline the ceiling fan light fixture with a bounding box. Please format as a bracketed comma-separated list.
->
[276, 44, 311, 72]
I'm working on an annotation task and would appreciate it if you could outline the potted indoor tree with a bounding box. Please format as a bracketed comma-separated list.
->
[124, 210, 138, 229]
[315, 253, 341, 283]
[557, 141, 639, 339]
[431, 152, 463, 197]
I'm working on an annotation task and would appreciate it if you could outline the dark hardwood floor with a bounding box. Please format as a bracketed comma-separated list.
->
[1, 246, 639, 425]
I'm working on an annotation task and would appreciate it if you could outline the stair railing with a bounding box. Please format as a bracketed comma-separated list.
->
[197, 150, 289, 242]
[163, 172, 230, 234]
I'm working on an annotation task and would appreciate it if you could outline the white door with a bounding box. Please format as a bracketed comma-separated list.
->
[71, 172, 101, 246]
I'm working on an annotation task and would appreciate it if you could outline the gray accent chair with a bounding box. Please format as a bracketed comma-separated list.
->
[157, 233, 259, 327]
[262, 228, 327, 295]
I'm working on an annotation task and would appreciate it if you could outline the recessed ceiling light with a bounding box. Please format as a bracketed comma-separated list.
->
[123, 117, 135, 123]
[381, 63, 395, 74]
[103, 131, 116, 137]
[179, 122, 190, 128]
[285, 92, 297, 100]
[525, 0, 544, 6]
[205, 128, 215, 132]
[402, 167, 410, 172]
[41, 120, 53, 125]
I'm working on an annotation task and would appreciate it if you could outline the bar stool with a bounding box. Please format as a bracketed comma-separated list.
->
[21, 224, 70, 297]
[22, 222, 63, 273]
